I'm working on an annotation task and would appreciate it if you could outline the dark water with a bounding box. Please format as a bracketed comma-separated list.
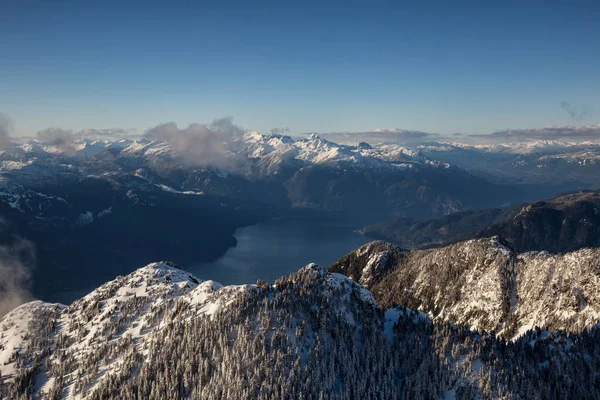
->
[189, 218, 370, 284]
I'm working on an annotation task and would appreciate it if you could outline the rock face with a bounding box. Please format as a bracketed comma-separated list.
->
[330, 238, 600, 338]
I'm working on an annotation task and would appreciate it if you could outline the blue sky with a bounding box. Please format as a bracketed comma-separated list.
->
[1, 0, 599, 137]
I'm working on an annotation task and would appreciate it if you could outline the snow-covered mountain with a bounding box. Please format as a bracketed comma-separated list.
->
[6, 132, 600, 219]
[0, 262, 377, 399]
[11, 133, 437, 178]
[4, 133, 523, 221]
[330, 237, 600, 338]
[418, 139, 600, 189]
[3, 261, 600, 399]
[1, 132, 525, 304]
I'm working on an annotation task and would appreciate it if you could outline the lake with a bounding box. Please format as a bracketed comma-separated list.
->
[189, 218, 371, 285]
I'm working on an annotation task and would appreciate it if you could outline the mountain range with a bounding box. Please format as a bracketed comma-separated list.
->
[1, 133, 555, 304]
[4, 133, 532, 219]
[418, 138, 600, 190]
[3, 132, 600, 398]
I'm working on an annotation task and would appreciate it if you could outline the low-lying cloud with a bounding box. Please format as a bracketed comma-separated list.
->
[319, 128, 438, 145]
[0, 113, 14, 152]
[37, 127, 78, 154]
[144, 117, 249, 172]
[472, 125, 600, 141]
[34, 126, 136, 155]
[36, 126, 136, 151]
[0, 236, 36, 317]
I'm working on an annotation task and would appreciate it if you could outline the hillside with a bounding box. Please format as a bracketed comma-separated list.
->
[3, 262, 600, 399]
[477, 191, 600, 253]
[360, 205, 521, 249]
[330, 238, 600, 338]
[361, 190, 600, 253]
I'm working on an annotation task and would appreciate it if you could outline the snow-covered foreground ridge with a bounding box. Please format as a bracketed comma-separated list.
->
[0, 263, 246, 397]
[0, 262, 378, 399]
[3, 260, 600, 399]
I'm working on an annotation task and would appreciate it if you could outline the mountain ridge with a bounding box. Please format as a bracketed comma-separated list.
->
[361, 189, 600, 254]
[3, 260, 600, 399]
[329, 237, 600, 338]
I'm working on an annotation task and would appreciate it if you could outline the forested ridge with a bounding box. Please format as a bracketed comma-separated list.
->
[2, 262, 600, 399]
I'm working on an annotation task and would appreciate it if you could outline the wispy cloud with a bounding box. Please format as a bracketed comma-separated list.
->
[560, 101, 589, 122]
[37, 127, 78, 154]
[0, 234, 36, 317]
[0, 113, 14, 152]
[79, 127, 136, 137]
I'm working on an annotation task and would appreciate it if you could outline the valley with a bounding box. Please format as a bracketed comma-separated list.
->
[3, 4, 600, 398]
[3, 127, 600, 399]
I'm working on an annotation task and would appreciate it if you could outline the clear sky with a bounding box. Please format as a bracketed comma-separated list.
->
[1, 0, 599, 136]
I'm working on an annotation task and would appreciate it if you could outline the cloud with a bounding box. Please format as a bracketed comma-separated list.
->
[37, 127, 77, 154]
[472, 125, 600, 141]
[35, 126, 136, 154]
[319, 128, 438, 145]
[144, 117, 249, 172]
[0, 113, 14, 152]
[0, 235, 36, 317]
[560, 101, 588, 122]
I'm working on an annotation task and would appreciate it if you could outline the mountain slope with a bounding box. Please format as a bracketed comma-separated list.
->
[360, 205, 522, 249]
[330, 238, 600, 338]
[476, 190, 600, 252]
[361, 190, 600, 253]
[3, 262, 600, 399]
[0, 174, 257, 304]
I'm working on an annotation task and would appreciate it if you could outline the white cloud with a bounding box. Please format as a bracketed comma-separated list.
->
[144, 117, 250, 172]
